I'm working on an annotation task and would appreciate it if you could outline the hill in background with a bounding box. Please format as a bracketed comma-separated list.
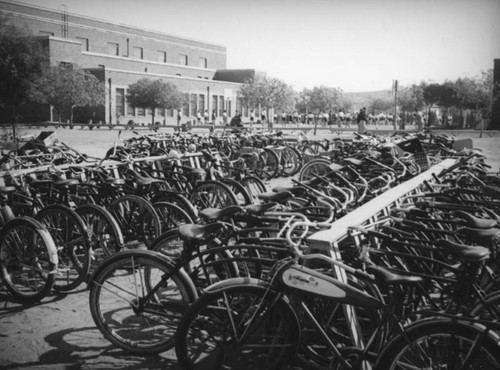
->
[343, 89, 393, 111]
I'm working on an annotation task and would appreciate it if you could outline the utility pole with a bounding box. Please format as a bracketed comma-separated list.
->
[392, 79, 398, 130]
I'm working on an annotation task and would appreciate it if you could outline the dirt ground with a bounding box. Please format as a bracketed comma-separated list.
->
[1, 127, 499, 369]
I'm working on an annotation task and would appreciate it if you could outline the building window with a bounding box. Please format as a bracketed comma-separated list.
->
[176, 73, 181, 77]
[107, 42, 119, 56]
[157, 50, 167, 63]
[157, 108, 165, 117]
[219, 96, 224, 116]
[179, 54, 188, 66]
[199, 94, 205, 114]
[76, 37, 89, 52]
[199, 57, 207, 68]
[190, 94, 197, 116]
[146, 108, 153, 116]
[212, 96, 218, 117]
[39, 30, 54, 36]
[126, 96, 135, 116]
[133, 46, 143, 59]
[137, 107, 145, 116]
[116, 88, 125, 117]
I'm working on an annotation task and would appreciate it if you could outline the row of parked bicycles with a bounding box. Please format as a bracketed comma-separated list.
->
[1, 128, 497, 369]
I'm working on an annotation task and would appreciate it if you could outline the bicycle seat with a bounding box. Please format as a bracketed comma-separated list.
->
[178, 223, 224, 242]
[51, 175, 80, 187]
[258, 191, 293, 202]
[199, 205, 244, 221]
[366, 264, 422, 286]
[343, 158, 363, 167]
[455, 210, 497, 229]
[272, 186, 304, 196]
[0, 186, 16, 193]
[245, 202, 278, 215]
[127, 169, 163, 186]
[458, 227, 500, 240]
[436, 239, 490, 261]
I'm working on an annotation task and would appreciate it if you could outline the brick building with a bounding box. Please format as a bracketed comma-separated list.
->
[0, 0, 260, 125]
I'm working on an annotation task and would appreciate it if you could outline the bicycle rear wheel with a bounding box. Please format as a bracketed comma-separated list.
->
[298, 159, 331, 181]
[89, 249, 197, 354]
[175, 281, 300, 370]
[109, 195, 162, 249]
[240, 175, 267, 203]
[375, 318, 500, 370]
[0, 217, 58, 302]
[153, 201, 194, 230]
[255, 148, 280, 180]
[75, 204, 124, 272]
[36, 204, 91, 292]
[189, 180, 238, 210]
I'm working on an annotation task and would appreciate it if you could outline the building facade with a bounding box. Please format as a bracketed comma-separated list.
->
[0, 0, 257, 125]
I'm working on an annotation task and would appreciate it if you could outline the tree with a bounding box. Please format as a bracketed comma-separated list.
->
[454, 71, 495, 132]
[30, 64, 104, 126]
[0, 17, 47, 121]
[398, 84, 424, 126]
[368, 98, 392, 115]
[422, 82, 455, 127]
[307, 86, 342, 113]
[239, 74, 296, 123]
[127, 78, 185, 125]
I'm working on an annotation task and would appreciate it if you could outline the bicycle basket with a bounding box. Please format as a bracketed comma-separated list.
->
[413, 151, 429, 171]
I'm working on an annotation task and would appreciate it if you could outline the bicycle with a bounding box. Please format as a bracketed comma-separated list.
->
[0, 202, 58, 302]
[174, 219, 500, 370]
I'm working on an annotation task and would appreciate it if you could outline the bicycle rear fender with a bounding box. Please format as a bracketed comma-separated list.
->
[86, 249, 197, 300]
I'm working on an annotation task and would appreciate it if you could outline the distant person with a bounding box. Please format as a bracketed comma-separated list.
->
[222, 110, 228, 125]
[337, 110, 344, 129]
[176, 110, 182, 126]
[211, 109, 217, 124]
[356, 107, 368, 133]
[196, 110, 202, 125]
[250, 109, 255, 124]
[414, 109, 424, 132]
[204, 109, 209, 123]
[229, 113, 243, 129]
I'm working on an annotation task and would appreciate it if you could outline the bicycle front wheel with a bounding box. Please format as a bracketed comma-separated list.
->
[175, 282, 300, 370]
[375, 318, 500, 370]
[0, 217, 58, 302]
[89, 249, 197, 354]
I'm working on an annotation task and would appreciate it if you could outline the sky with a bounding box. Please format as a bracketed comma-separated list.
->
[11, 0, 500, 92]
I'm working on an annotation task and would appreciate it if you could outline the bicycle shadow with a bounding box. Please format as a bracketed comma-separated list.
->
[0, 286, 68, 319]
[1, 326, 180, 369]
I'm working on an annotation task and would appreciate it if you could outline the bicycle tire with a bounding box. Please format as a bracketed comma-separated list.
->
[281, 146, 302, 177]
[109, 194, 162, 249]
[374, 318, 500, 370]
[153, 201, 194, 230]
[75, 203, 124, 271]
[255, 148, 280, 180]
[240, 175, 267, 203]
[89, 249, 197, 354]
[220, 177, 252, 205]
[298, 159, 331, 181]
[151, 228, 240, 288]
[189, 180, 238, 210]
[0, 216, 58, 302]
[175, 279, 300, 370]
[151, 191, 198, 222]
[35, 204, 91, 292]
